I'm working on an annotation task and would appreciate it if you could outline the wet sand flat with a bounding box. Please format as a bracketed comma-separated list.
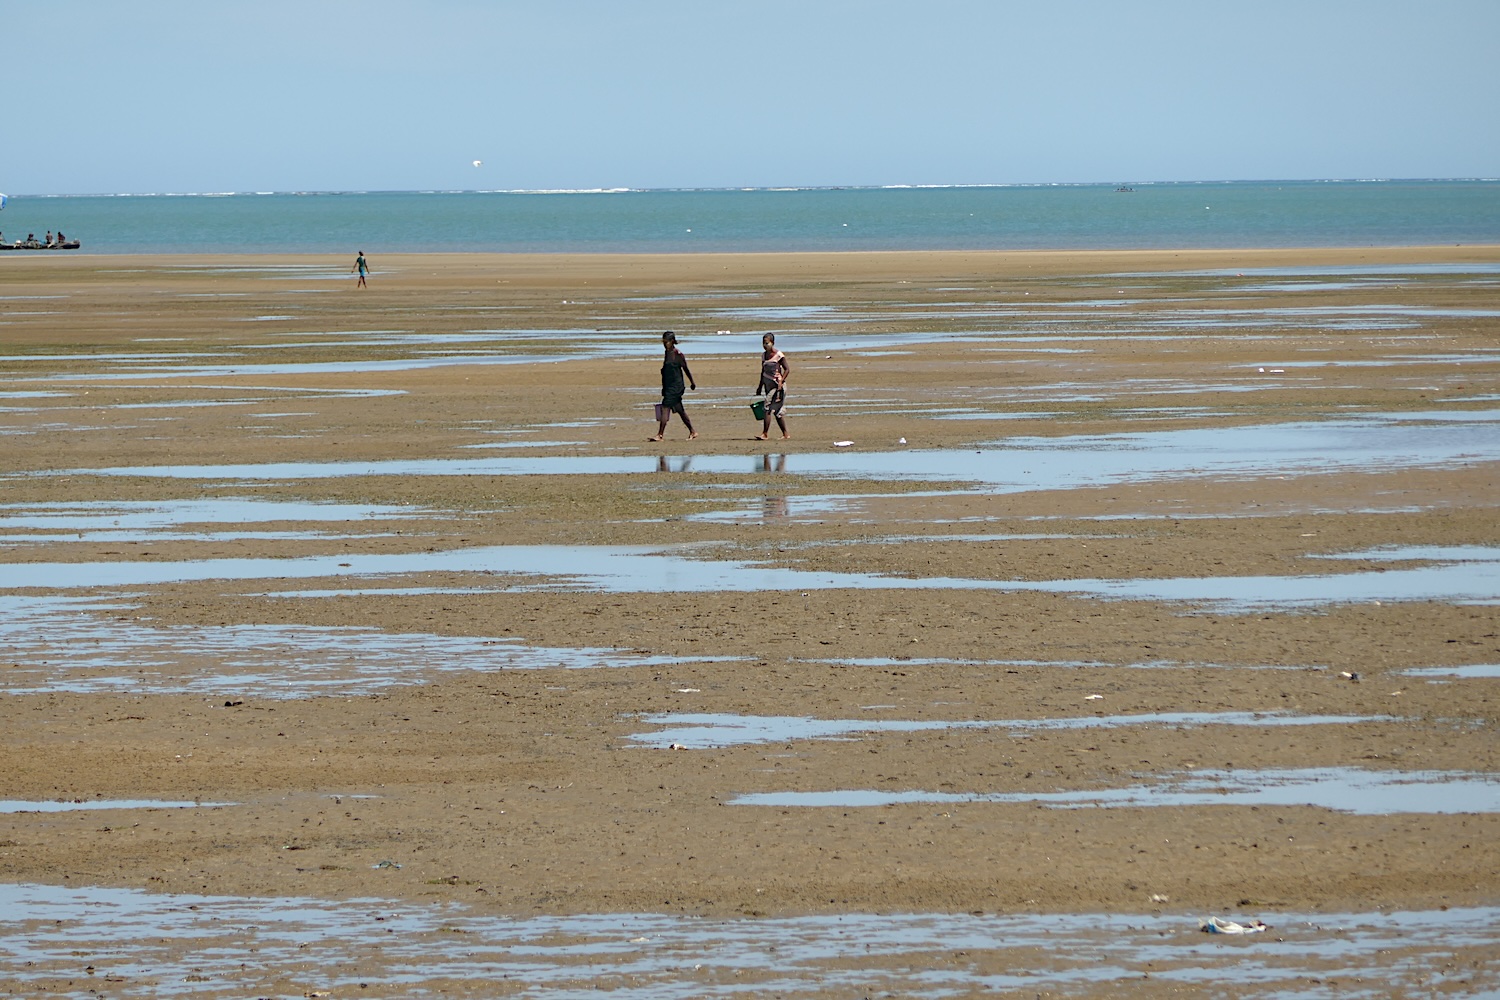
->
[1, 248, 1498, 996]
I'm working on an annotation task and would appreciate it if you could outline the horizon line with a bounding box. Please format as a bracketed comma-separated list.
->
[5, 177, 1498, 200]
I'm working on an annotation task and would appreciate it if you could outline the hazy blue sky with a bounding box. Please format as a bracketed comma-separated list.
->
[8, 0, 1497, 195]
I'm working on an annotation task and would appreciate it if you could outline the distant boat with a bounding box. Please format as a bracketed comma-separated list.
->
[1115, 186, 1135, 193]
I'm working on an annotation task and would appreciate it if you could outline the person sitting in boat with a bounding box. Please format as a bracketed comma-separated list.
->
[46, 231, 54, 247]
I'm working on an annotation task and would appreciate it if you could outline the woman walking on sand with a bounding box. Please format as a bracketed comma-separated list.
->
[754, 333, 790, 440]
[650, 331, 697, 441]
[352, 251, 369, 288]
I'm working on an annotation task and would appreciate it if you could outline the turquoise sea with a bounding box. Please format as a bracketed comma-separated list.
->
[2, 180, 1498, 255]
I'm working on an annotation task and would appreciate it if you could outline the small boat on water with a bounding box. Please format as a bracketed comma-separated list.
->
[0, 240, 82, 251]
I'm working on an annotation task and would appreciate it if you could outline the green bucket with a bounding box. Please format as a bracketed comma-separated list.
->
[750, 398, 766, 421]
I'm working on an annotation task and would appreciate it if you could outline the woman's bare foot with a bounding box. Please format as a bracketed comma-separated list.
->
[687, 432, 698, 440]
[754, 433, 769, 440]
[781, 433, 791, 439]
[647, 434, 664, 442]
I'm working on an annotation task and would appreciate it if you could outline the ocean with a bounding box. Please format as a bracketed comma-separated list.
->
[2, 180, 1497, 255]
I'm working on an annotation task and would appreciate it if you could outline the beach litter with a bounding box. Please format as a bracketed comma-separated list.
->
[1199, 916, 1268, 934]
[833, 441, 854, 448]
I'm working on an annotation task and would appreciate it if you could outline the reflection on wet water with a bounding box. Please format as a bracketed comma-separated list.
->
[0, 595, 747, 698]
[8, 542, 1498, 612]
[0, 883, 1493, 999]
[41, 410, 1500, 493]
[685, 492, 856, 523]
[627, 711, 1396, 749]
[729, 768, 1500, 815]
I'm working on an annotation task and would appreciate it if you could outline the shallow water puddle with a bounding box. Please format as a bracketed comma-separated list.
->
[0, 884, 1493, 999]
[42, 410, 1500, 490]
[1051, 545, 1500, 610]
[1402, 664, 1500, 680]
[0, 595, 746, 697]
[0, 498, 442, 544]
[1147, 263, 1500, 278]
[0, 385, 404, 421]
[461, 438, 591, 450]
[0, 800, 230, 813]
[23, 352, 591, 380]
[8, 542, 1499, 611]
[729, 768, 1500, 815]
[795, 655, 1309, 671]
[627, 711, 1395, 749]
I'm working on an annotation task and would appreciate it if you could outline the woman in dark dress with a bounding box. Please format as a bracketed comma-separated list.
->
[650, 331, 697, 441]
[753, 332, 790, 440]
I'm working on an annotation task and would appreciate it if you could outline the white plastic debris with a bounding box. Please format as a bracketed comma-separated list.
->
[833, 440, 854, 448]
[1199, 916, 1268, 934]
[898, 437, 907, 444]
[1084, 694, 1104, 701]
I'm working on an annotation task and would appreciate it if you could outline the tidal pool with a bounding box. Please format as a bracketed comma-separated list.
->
[1152, 263, 1500, 278]
[0, 883, 1493, 999]
[0, 595, 746, 698]
[1402, 664, 1500, 680]
[6, 542, 1498, 612]
[627, 711, 1395, 749]
[0, 800, 230, 813]
[793, 656, 1309, 671]
[728, 768, 1500, 815]
[42, 410, 1500, 490]
[0, 498, 443, 544]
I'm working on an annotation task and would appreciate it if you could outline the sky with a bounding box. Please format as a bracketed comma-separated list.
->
[7, 0, 1498, 195]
